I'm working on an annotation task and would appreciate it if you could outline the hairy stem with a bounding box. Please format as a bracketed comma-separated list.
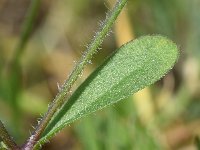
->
[0, 120, 19, 150]
[24, 0, 128, 149]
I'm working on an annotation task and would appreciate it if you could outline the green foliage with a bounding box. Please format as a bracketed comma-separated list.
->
[35, 35, 178, 148]
[0, 0, 181, 149]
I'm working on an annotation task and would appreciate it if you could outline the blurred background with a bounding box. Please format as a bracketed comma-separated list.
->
[0, 0, 200, 149]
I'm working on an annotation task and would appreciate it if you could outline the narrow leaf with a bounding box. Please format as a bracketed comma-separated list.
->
[36, 35, 179, 148]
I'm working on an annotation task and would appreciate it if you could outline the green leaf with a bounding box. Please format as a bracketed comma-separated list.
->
[36, 35, 179, 148]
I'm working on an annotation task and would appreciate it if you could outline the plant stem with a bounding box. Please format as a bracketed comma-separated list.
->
[0, 120, 19, 150]
[24, 0, 128, 149]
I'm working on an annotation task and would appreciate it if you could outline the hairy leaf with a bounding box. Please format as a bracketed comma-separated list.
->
[36, 35, 179, 147]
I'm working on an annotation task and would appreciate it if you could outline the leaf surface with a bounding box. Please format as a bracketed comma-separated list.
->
[37, 35, 179, 146]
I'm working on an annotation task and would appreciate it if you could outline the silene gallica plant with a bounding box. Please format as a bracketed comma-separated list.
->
[0, 0, 179, 149]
